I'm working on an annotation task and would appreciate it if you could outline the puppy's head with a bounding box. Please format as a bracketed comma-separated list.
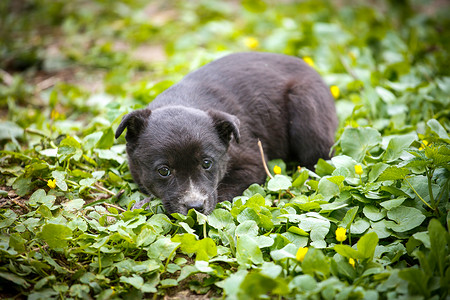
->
[115, 106, 240, 215]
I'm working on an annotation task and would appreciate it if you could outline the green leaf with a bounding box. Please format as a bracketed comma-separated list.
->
[196, 238, 217, 261]
[287, 226, 309, 236]
[267, 175, 292, 191]
[136, 226, 157, 247]
[208, 209, 234, 230]
[28, 189, 56, 208]
[12, 177, 32, 197]
[317, 176, 340, 201]
[380, 197, 406, 210]
[427, 119, 450, 141]
[398, 268, 430, 298]
[37, 224, 73, 250]
[236, 220, 259, 237]
[350, 218, 370, 234]
[95, 128, 115, 149]
[356, 232, 378, 260]
[52, 170, 68, 191]
[242, 0, 266, 12]
[292, 169, 310, 188]
[377, 166, 409, 181]
[302, 248, 330, 277]
[363, 205, 386, 221]
[428, 219, 448, 278]
[0, 271, 30, 288]
[9, 232, 26, 253]
[236, 235, 264, 266]
[216, 270, 248, 299]
[0, 121, 24, 140]
[238, 273, 281, 299]
[94, 149, 125, 164]
[383, 134, 416, 162]
[120, 274, 156, 293]
[270, 244, 297, 261]
[288, 274, 317, 293]
[62, 199, 85, 211]
[331, 254, 357, 281]
[340, 207, 359, 228]
[340, 127, 382, 162]
[315, 158, 335, 176]
[58, 136, 82, 162]
[334, 244, 365, 260]
[386, 207, 426, 232]
[368, 163, 389, 182]
[171, 234, 217, 261]
[147, 237, 179, 261]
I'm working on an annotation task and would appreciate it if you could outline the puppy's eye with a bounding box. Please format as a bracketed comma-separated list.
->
[157, 166, 171, 177]
[202, 159, 213, 170]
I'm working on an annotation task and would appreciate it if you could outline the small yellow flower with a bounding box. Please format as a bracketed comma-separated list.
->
[303, 56, 315, 67]
[51, 109, 60, 120]
[336, 227, 347, 242]
[273, 165, 282, 175]
[419, 140, 429, 151]
[349, 258, 355, 268]
[346, 120, 359, 128]
[244, 37, 259, 49]
[296, 247, 308, 262]
[330, 85, 340, 99]
[348, 52, 356, 62]
[47, 179, 56, 189]
[354, 165, 363, 176]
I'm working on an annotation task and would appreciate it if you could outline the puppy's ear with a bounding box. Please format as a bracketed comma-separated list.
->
[115, 108, 152, 143]
[208, 110, 240, 145]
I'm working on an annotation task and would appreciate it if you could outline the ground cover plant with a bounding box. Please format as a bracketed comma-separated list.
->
[1, 0, 449, 299]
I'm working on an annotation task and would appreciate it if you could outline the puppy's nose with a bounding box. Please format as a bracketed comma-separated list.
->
[186, 203, 204, 213]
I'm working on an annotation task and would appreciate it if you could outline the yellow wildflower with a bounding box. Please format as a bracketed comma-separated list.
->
[296, 247, 308, 262]
[349, 258, 355, 268]
[348, 52, 356, 62]
[51, 109, 60, 120]
[273, 165, 282, 175]
[47, 179, 56, 189]
[303, 56, 315, 67]
[419, 140, 429, 151]
[244, 37, 259, 49]
[354, 165, 363, 176]
[336, 227, 347, 242]
[330, 85, 340, 99]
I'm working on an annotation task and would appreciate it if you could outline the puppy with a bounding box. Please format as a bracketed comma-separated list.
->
[115, 52, 338, 215]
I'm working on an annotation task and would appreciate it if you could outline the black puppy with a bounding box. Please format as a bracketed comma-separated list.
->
[115, 52, 338, 215]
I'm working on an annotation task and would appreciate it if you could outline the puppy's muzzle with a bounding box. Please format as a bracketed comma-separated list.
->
[183, 181, 208, 213]
[185, 201, 206, 213]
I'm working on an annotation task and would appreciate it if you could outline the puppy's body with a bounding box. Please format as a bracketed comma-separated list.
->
[116, 52, 338, 214]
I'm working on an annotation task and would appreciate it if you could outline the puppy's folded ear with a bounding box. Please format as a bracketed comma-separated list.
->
[115, 108, 152, 143]
[207, 110, 240, 145]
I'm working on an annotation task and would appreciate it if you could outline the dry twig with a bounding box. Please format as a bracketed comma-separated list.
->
[257, 139, 273, 179]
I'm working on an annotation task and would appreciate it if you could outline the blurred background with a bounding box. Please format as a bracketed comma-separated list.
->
[0, 0, 449, 143]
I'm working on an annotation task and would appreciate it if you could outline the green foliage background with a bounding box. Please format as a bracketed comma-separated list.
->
[0, 0, 449, 299]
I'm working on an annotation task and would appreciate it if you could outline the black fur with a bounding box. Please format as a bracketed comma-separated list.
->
[115, 52, 338, 215]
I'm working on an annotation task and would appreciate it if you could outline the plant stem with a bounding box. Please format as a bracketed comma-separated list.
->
[164, 245, 180, 272]
[403, 176, 433, 210]
[257, 139, 273, 179]
[98, 248, 102, 273]
[426, 167, 436, 208]
[435, 178, 449, 206]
